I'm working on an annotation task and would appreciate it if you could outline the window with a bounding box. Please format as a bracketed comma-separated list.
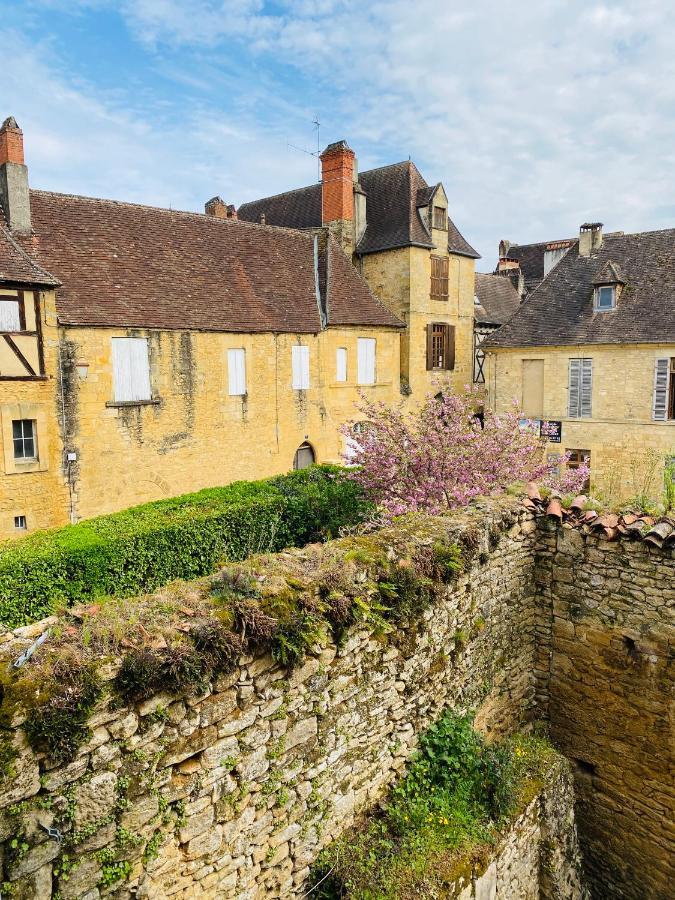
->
[521, 360, 544, 419]
[357, 338, 376, 385]
[595, 285, 616, 310]
[12, 419, 37, 460]
[432, 206, 447, 230]
[291, 345, 310, 390]
[652, 358, 675, 421]
[426, 323, 455, 370]
[293, 441, 315, 470]
[111, 338, 152, 402]
[14, 515, 27, 531]
[566, 449, 591, 492]
[430, 256, 449, 301]
[0, 298, 21, 332]
[227, 348, 247, 396]
[336, 347, 347, 382]
[568, 358, 592, 418]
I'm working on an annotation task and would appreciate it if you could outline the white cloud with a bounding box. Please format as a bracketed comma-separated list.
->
[6, 1, 675, 262]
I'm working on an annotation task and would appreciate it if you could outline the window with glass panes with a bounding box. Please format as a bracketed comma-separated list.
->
[12, 420, 37, 460]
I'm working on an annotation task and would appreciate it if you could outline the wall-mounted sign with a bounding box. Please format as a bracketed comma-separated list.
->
[541, 420, 562, 443]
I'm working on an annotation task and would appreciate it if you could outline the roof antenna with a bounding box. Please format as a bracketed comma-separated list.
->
[287, 117, 322, 183]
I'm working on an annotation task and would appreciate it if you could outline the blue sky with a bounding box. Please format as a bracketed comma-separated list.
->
[2, 0, 674, 263]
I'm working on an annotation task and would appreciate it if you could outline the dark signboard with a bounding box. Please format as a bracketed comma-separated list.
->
[541, 420, 562, 443]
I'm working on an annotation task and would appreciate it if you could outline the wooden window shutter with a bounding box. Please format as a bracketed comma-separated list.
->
[336, 347, 347, 382]
[227, 348, 246, 396]
[580, 358, 592, 417]
[444, 325, 455, 370]
[568, 359, 581, 418]
[652, 358, 670, 421]
[426, 324, 433, 370]
[430, 256, 449, 301]
[112, 337, 151, 402]
[292, 345, 310, 390]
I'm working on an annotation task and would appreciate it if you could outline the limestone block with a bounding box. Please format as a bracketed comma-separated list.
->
[120, 794, 159, 831]
[0, 749, 40, 808]
[284, 717, 317, 752]
[107, 711, 139, 740]
[7, 838, 61, 879]
[73, 771, 118, 828]
[57, 853, 102, 899]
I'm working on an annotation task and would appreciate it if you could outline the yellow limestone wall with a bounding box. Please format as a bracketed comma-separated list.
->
[486, 344, 675, 499]
[360, 241, 476, 402]
[59, 325, 400, 522]
[0, 288, 69, 540]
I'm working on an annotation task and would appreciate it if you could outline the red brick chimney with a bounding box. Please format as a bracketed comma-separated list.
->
[0, 116, 30, 232]
[0, 116, 24, 165]
[320, 140, 355, 226]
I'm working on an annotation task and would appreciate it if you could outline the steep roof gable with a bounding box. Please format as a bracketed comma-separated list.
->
[238, 159, 480, 259]
[486, 229, 675, 348]
[474, 274, 522, 326]
[20, 191, 403, 333]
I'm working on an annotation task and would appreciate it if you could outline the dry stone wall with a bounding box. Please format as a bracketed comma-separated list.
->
[0, 498, 672, 900]
[536, 521, 674, 900]
[0, 500, 540, 899]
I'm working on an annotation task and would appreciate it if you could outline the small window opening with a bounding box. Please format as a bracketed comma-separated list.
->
[574, 758, 597, 777]
[596, 285, 616, 310]
[623, 635, 639, 659]
[432, 206, 447, 230]
[12, 419, 37, 461]
[14, 515, 27, 530]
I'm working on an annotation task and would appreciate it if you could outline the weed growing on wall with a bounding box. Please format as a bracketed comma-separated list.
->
[309, 712, 557, 899]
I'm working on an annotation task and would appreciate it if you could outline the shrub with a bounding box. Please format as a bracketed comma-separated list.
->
[310, 711, 557, 899]
[0, 465, 371, 629]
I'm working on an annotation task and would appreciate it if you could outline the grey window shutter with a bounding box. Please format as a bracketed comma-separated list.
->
[568, 359, 581, 417]
[652, 358, 670, 421]
[580, 358, 593, 418]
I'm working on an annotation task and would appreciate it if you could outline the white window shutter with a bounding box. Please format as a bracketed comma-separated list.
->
[336, 347, 347, 382]
[0, 300, 21, 331]
[292, 345, 310, 390]
[228, 349, 246, 395]
[652, 358, 670, 421]
[357, 338, 376, 385]
[568, 359, 581, 418]
[580, 358, 593, 418]
[112, 338, 151, 402]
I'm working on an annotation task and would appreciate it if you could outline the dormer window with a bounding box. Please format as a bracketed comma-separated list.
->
[433, 206, 447, 230]
[595, 285, 616, 310]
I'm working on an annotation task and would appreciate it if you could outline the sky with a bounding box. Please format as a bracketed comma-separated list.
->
[1, 0, 674, 265]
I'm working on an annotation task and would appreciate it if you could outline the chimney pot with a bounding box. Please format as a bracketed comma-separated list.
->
[259, 212, 266, 225]
[579, 222, 603, 256]
[205, 196, 227, 218]
[226, 204, 237, 220]
[0, 115, 30, 231]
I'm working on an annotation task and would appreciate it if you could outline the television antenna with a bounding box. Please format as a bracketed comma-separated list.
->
[287, 118, 321, 182]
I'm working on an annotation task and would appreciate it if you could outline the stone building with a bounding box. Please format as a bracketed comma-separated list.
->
[0, 117, 404, 538]
[495, 235, 575, 298]
[473, 272, 521, 383]
[484, 222, 675, 498]
[238, 140, 480, 398]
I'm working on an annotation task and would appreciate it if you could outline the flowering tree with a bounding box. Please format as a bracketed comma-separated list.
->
[342, 386, 589, 516]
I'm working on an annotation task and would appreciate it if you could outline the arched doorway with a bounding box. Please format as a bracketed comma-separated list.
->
[293, 441, 315, 470]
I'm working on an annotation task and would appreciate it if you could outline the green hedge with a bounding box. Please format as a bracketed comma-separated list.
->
[0, 465, 371, 629]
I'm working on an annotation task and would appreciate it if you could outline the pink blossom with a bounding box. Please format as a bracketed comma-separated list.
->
[341, 386, 581, 516]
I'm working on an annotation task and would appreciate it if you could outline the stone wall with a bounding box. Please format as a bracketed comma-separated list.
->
[0, 500, 539, 899]
[0, 499, 672, 899]
[450, 760, 586, 900]
[536, 520, 674, 900]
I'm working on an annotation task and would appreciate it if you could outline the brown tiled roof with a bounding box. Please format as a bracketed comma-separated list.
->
[0, 214, 59, 287]
[485, 229, 675, 348]
[19, 191, 402, 333]
[502, 238, 573, 294]
[523, 485, 675, 547]
[474, 273, 521, 326]
[238, 160, 480, 259]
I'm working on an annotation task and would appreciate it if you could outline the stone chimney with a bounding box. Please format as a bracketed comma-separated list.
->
[205, 196, 227, 218]
[499, 239, 511, 257]
[320, 140, 356, 253]
[0, 116, 31, 232]
[497, 257, 519, 273]
[579, 222, 603, 257]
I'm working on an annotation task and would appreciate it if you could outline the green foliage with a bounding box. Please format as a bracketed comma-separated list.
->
[310, 711, 557, 899]
[22, 662, 102, 764]
[0, 465, 371, 628]
[0, 735, 18, 781]
[663, 458, 675, 511]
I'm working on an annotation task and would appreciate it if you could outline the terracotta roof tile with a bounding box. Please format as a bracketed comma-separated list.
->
[17, 191, 402, 332]
[0, 214, 59, 287]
